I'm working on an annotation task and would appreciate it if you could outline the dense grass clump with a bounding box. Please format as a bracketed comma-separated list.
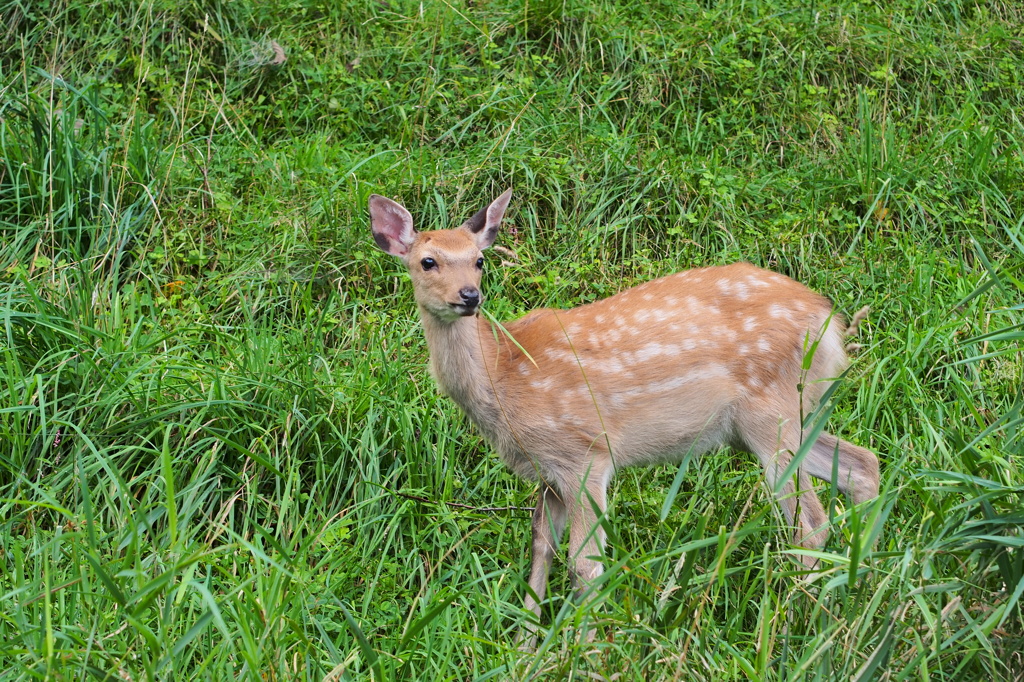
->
[1, 0, 1022, 679]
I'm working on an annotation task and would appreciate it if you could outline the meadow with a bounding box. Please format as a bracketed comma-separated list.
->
[1, 0, 1022, 679]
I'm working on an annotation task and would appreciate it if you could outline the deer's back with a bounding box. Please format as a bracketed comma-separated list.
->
[485, 263, 845, 474]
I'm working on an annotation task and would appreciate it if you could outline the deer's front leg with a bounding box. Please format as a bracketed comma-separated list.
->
[566, 467, 610, 642]
[520, 483, 567, 650]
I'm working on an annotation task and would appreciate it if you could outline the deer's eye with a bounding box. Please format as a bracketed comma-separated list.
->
[475, 257, 484, 269]
[421, 258, 437, 271]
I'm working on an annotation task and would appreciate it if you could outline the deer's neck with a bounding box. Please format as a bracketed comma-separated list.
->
[420, 310, 502, 427]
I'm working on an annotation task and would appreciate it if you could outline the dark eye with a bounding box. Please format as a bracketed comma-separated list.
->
[421, 258, 436, 271]
[475, 257, 484, 269]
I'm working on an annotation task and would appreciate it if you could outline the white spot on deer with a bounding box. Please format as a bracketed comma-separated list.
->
[642, 293, 654, 302]
[664, 365, 730, 391]
[743, 317, 758, 332]
[626, 364, 731, 397]
[543, 348, 577, 364]
[717, 280, 732, 295]
[635, 342, 681, 362]
[595, 314, 606, 324]
[634, 310, 652, 324]
[747, 276, 770, 288]
[733, 282, 750, 300]
[681, 338, 697, 351]
[738, 343, 750, 355]
[769, 304, 787, 318]
[758, 338, 771, 353]
[594, 357, 626, 374]
[531, 377, 556, 391]
[647, 377, 691, 393]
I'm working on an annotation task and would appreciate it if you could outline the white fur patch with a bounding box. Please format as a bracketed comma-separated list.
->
[635, 342, 682, 362]
[594, 357, 626, 374]
[747, 276, 770, 288]
[530, 377, 556, 391]
[616, 364, 729, 397]
[544, 348, 579, 364]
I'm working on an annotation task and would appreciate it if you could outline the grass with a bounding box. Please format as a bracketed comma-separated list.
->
[1, 0, 1022, 679]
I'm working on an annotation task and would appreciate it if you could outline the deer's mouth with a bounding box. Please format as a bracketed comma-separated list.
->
[450, 302, 479, 316]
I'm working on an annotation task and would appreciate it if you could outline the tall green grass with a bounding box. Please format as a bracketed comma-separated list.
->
[1, 0, 1022, 679]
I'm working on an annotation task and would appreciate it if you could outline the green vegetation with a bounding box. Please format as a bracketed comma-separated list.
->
[1, 0, 1022, 679]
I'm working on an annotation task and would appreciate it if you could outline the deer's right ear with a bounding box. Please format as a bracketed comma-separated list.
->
[369, 194, 416, 258]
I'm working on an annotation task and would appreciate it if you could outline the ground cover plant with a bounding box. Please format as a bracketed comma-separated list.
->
[1, 0, 1022, 679]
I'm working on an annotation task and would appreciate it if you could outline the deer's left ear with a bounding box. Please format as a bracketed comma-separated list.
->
[369, 195, 417, 259]
[460, 188, 512, 250]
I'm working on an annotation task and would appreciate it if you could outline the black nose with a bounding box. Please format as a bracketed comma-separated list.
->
[459, 287, 480, 307]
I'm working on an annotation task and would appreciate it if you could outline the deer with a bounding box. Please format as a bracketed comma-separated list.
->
[368, 188, 880, 646]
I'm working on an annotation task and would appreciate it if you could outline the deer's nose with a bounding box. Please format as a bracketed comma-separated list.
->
[459, 287, 480, 307]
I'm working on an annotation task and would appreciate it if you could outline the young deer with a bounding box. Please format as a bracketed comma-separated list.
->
[369, 189, 879, 642]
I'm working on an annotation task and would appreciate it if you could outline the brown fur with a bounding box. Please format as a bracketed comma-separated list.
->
[369, 190, 880, 645]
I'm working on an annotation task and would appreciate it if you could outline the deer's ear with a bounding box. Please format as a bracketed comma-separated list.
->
[460, 188, 512, 250]
[369, 195, 416, 258]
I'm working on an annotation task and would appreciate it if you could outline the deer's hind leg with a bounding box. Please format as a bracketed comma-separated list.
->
[802, 432, 879, 505]
[738, 414, 829, 568]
